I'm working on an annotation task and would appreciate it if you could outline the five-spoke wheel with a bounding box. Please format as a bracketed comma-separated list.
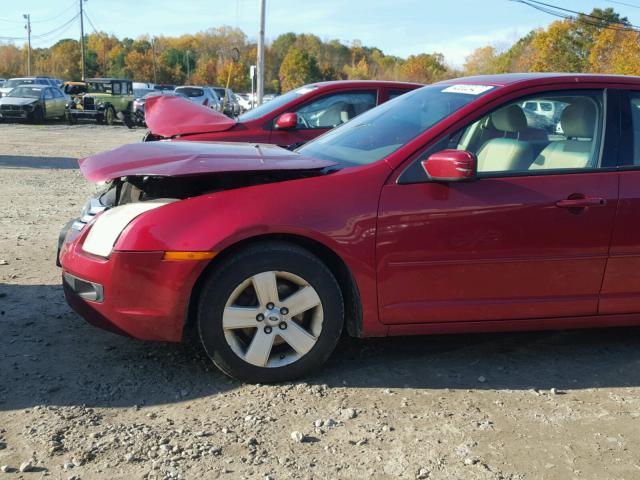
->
[198, 242, 344, 382]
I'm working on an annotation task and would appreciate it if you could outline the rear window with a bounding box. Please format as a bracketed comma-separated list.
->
[176, 87, 204, 98]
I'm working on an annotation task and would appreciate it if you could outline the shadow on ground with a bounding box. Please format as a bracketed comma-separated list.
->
[0, 155, 78, 170]
[1, 282, 639, 411]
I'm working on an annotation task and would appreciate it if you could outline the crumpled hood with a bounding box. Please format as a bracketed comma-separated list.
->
[0, 96, 37, 106]
[144, 95, 237, 138]
[79, 140, 337, 182]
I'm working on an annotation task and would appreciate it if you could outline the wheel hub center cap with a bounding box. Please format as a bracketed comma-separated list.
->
[265, 309, 282, 325]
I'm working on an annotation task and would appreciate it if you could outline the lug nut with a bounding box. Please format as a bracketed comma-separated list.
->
[278, 321, 287, 330]
[264, 326, 273, 334]
[256, 313, 265, 322]
[266, 302, 275, 310]
[280, 307, 289, 315]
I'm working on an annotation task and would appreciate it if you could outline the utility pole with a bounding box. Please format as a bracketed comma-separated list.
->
[151, 37, 158, 84]
[23, 14, 31, 76]
[79, 0, 86, 80]
[185, 50, 191, 84]
[256, 0, 265, 105]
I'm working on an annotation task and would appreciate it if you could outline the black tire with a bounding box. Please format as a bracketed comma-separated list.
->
[66, 112, 77, 125]
[197, 241, 344, 383]
[104, 106, 115, 125]
[31, 106, 44, 124]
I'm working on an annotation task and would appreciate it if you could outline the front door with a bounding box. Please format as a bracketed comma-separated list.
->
[377, 89, 619, 325]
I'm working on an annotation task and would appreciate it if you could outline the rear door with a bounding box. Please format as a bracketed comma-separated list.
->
[377, 88, 619, 325]
[269, 89, 377, 148]
[600, 90, 640, 314]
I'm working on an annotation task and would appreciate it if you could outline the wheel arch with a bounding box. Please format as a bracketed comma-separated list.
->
[184, 233, 363, 340]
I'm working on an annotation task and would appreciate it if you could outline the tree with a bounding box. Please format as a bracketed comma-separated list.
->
[278, 47, 322, 92]
[530, 20, 587, 72]
[400, 53, 448, 83]
[464, 46, 500, 75]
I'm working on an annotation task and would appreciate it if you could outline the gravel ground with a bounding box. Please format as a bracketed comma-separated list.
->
[1, 122, 640, 480]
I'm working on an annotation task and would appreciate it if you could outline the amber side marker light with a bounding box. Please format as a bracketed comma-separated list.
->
[162, 251, 217, 261]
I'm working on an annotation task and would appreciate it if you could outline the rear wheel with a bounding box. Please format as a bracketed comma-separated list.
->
[197, 242, 344, 383]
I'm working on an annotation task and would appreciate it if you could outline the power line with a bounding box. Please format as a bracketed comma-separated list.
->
[0, 13, 80, 42]
[607, 0, 640, 9]
[512, 0, 640, 33]
[0, 1, 76, 25]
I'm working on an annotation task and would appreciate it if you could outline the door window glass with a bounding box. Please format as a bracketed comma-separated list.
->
[387, 89, 412, 101]
[451, 92, 602, 174]
[43, 89, 53, 99]
[113, 82, 121, 95]
[295, 91, 376, 129]
[628, 93, 640, 164]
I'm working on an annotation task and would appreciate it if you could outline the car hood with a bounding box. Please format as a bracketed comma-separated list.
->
[79, 140, 337, 182]
[144, 95, 237, 138]
[0, 97, 37, 106]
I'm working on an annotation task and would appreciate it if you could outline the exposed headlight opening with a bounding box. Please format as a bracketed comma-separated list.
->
[82, 200, 175, 258]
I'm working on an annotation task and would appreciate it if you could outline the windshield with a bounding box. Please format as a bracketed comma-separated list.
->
[88, 82, 112, 94]
[176, 87, 204, 98]
[7, 86, 43, 98]
[297, 84, 495, 167]
[238, 86, 318, 122]
[6, 79, 35, 88]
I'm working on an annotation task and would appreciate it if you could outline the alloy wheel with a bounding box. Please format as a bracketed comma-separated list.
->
[222, 270, 323, 368]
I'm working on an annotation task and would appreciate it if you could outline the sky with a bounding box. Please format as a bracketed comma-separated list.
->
[1, 0, 640, 67]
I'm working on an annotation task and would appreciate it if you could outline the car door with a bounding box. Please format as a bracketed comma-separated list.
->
[377, 88, 619, 325]
[42, 88, 55, 118]
[269, 90, 377, 148]
[600, 90, 640, 314]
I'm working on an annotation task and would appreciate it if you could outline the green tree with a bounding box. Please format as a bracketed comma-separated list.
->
[278, 47, 322, 91]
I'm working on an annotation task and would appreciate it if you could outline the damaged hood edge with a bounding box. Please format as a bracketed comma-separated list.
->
[78, 140, 337, 183]
[144, 95, 237, 137]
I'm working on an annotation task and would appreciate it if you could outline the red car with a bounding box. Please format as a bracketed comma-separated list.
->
[59, 73, 640, 382]
[143, 80, 421, 147]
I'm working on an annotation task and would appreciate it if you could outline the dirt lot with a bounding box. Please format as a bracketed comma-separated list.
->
[1, 122, 640, 480]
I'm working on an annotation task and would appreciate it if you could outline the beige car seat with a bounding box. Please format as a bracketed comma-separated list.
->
[529, 102, 596, 170]
[476, 105, 534, 172]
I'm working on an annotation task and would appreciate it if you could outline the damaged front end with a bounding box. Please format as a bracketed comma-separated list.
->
[57, 140, 338, 265]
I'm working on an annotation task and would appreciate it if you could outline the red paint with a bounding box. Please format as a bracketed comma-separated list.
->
[274, 112, 298, 129]
[145, 95, 235, 137]
[61, 74, 640, 343]
[422, 149, 476, 181]
[146, 81, 421, 147]
[79, 141, 336, 183]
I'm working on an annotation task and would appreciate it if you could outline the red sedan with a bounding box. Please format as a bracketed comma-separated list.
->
[59, 73, 640, 382]
[143, 80, 421, 147]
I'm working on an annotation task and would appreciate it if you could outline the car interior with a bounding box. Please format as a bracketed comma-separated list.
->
[457, 94, 602, 174]
[296, 92, 376, 128]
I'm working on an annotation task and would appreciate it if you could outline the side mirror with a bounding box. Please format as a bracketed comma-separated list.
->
[275, 112, 297, 129]
[421, 149, 476, 182]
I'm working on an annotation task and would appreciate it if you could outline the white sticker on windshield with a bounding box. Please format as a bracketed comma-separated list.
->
[441, 84, 494, 95]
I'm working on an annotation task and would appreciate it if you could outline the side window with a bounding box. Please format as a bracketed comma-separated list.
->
[628, 93, 640, 164]
[387, 89, 412, 101]
[43, 89, 53, 99]
[113, 82, 121, 95]
[400, 91, 604, 183]
[295, 91, 376, 129]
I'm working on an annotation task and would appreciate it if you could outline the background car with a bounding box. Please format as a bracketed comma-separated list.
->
[212, 87, 241, 117]
[174, 86, 221, 111]
[0, 76, 58, 97]
[144, 80, 422, 148]
[0, 84, 66, 122]
[235, 92, 253, 112]
[66, 78, 134, 126]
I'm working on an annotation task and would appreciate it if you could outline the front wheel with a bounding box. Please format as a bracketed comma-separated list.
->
[197, 242, 344, 383]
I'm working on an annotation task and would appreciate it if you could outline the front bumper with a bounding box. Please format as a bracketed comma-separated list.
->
[58, 223, 210, 342]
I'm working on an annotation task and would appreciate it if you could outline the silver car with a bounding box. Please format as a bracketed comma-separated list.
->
[0, 76, 58, 97]
[0, 84, 67, 122]
[174, 86, 222, 112]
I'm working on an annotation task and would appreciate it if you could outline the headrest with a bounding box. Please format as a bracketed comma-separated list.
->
[561, 102, 596, 138]
[491, 105, 527, 133]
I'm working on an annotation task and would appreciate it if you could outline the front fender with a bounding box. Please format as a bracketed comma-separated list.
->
[115, 163, 390, 336]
